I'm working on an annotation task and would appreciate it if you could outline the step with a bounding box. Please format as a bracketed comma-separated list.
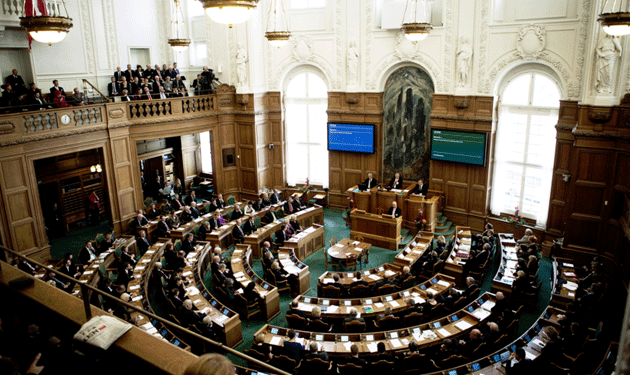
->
[436, 220, 453, 231]
[437, 215, 447, 224]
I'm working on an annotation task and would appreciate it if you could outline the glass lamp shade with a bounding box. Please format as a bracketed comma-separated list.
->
[599, 12, 630, 36]
[404, 32, 428, 41]
[265, 31, 291, 47]
[172, 45, 189, 52]
[29, 30, 68, 44]
[21, 16, 73, 46]
[401, 22, 432, 41]
[268, 39, 288, 47]
[206, 6, 255, 25]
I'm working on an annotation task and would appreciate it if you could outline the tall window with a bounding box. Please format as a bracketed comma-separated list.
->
[290, 0, 326, 9]
[199, 131, 213, 174]
[187, 0, 207, 66]
[491, 71, 560, 227]
[285, 70, 328, 188]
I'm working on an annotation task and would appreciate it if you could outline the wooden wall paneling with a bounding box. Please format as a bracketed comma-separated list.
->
[181, 134, 200, 188]
[109, 134, 138, 232]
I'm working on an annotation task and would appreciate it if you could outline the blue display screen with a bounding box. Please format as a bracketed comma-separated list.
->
[222, 309, 229, 315]
[173, 339, 180, 346]
[327, 123, 375, 153]
[270, 328, 279, 334]
[420, 285, 426, 290]
[472, 363, 481, 371]
[468, 306, 474, 312]
[434, 322, 441, 328]
[452, 315, 458, 321]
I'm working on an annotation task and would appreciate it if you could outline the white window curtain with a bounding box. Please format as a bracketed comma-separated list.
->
[284, 71, 329, 189]
[490, 72, 560, 228]
[199, 131, 212, 173]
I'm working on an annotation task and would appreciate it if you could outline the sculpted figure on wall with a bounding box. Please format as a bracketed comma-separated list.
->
[595, 34, 622, 93]
[236, 43, 248, 86]
[347, 41, 359, 85]
[456, 36, 472, 87]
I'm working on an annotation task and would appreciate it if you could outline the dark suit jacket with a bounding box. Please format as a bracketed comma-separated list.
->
[6, 74, 25, 89]
[79, 246, 96, 265]
[136, 236, 151, 254]
[283, 201, 295, 214]
[115, 269, 134, 287]
[121, 251, 137, 266]
[181, 239, 197, 255]
[232, 225, 245, 242]
[181, 211, 193, 223]
[156, 221, 170, 238]
[411, 183, 428, 196]
[264, 210, 278, 223]
[108, 82, 119, 96]
[506, 358, 533, 375]
[363, 178, 378, 189]
[171, 198, 184, 210]
[387, 207, 402, 218]
[113, 71, 124, 82]
[275, 230, 286, 246]
[244, 220, 257, 235]
[270, 193, 281, 204]
[50, 86, 65, 97]
[388, 177, 404, 189]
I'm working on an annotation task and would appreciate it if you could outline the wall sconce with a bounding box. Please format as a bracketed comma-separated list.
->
[561, 173, 571, 182]
[90, 164, 102, 173]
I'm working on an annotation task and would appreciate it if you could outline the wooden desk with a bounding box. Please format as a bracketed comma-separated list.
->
[206, 221, 237, 250]
[284, 224, 325, 260]
[443, 226, 472, 286]
[404, 195, 439, 232]
[346, 185, 377, 213]
[349, 210, 402, 251]
[293, 274, 454, 320]
[317, 263, 402, 296]
[231, 245, 280, 322]
[255, 292, 498, 357]
[392, 234, 433, 268]
[491, 233, 519, 297]
[327, 238, 371, 268]
[550, 257, 579, 308]
[374, 185, 414, 215]
[278, 247, 311, 294]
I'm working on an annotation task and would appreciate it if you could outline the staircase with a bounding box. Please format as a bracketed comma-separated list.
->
[399, 211, 457, 249]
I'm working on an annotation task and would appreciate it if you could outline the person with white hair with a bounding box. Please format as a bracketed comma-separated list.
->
[176, 299, 207, 331]
[113, 293, 133, 322]
[517, 228, 533, 244]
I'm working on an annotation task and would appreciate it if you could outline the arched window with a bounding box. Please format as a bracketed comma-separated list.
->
[284, 69, 329, 188]
[490, 70, 561, 227]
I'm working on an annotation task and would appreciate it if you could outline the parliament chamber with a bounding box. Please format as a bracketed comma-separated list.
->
[1, 0, 630, 374]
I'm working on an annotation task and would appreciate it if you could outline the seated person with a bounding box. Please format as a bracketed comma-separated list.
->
[167, 211, 180, 229]
[59, 258, 82, 279]
[293, 194, 306, 210]
[232, 218, 246, 243]
[146, 204, 160, 220]
[251, 333, 274, 361]
[443, 288, 462, 310]
[190, 202, 202, 218]
[410, 179, 428, 196]
[207, 213, 220, 231]
[363, 173, 378, 189]
[243, 201, 255, 215]
[396, 266, 413, 288]
[457, 329, 483, 357]
[176, 299, 208, 331]
[375, 306, 394, 325]
[181, 233, 197, 255]
[387, 201, 402, 219]
[181, 206, 194, 223]
[506, 347, 532, 375]
[262, 250, 275, 270]
[289, 215, 302, 233]
[153, 262, 170, 283]
[243, 216, 257, 235]
[330, 273, 347, 297]
[171, 194, 184, 210]
[350, 271, 369, 288]
[370, 341, 394, 363]
[420, 290, 439, 315]
[517, 228, 533, 245]
[160, 199, 173, 215]
[304, 342, 329, 361]
[343, 308, 365, 324]
[388, 173, 403, 189]
[283, 329, 307, 362]
[512, 271, 532, 294]
[275, 225, 287, 246]
[115, 262, 134, 287]
[241, 282, 260, 305]
[253, 198, 263, 211]
[156, 215, 171, 238]
[342, 344, 367, 367]
[171, 250, 190, 270]
[284, 221, 295, 238]
[231, 204, 244, 220]
[120, 246, 137, 266]
[260, 192, 271, 207]
[207, 199, 219, 213]
[113, 293, 134, 323]
[215, 194, 225, 209]
[136, 230, 151, 254]
[184, 191, 197, 206]
[283, 196, 296, 214]
[462, 276, 480, 297]
[198, 221, 211, 240]
[79, 240, 98, 264]
[270, 188, 282, 204]
[263, 208, 279, 224]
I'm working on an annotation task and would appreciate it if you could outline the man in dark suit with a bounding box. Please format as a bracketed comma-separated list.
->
[462, 277, 479, 298]
[79, 241, 97, 264]
[216, 194, 226, 208]
[343, 344, 367, 367]
[387, 201, 402, 219]
[190, 202, 202, 219]
[263, 208, 278, 224]
[350, 271, 369, 289]
[177, 299, 207, 329]
[457, 329, 483, 357]
[284, 196, 296, 215]
[115, 262, 134, 287]
[120, 247, 137, 266]
[123, 64, 134, 82]
[275, 225, 287, 247]
[113, 67, 124, 82]
[387, 173, 404, 189]
[181, 233, 197, 255]
[184, 191, 197, 206]
[143, 64, 155, 80]
[50, 80, 65, 97]
[293, 194, 306, 209]
[363, 173, 378, 189]
[6, 69, 25, 93]
[130, 213, 149, 231]
[181, 206, 194, 223]
[270, 189, 282, 204]
[136, 230, 151, 254]
[232, 218, 245, 243]
[107, 76, 119, 97]
[156, 215, 171, 238]
[505, 347, 532, 375]
[59, 258, 81, 279]
[411, 179, 428, 196]
[171, 194, 184, 210]
[243, 216, 257, 235]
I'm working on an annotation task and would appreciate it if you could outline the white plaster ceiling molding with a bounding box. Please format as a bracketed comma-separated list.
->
[516, 24, 546, 60]
[395, 30, 419, 59]
[292, 35, 314, 62]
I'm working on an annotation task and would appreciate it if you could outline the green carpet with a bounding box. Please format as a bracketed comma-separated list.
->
[48, 220, 110, 260]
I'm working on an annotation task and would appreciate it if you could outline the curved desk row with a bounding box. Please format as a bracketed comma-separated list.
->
[232, 244, 281, 321]
[278, 247, 311, 294]
[292, 273, 455, 320]
[254, 292, 499, 357]
[491, 233, 519, 297]
[443, 226, 472, 286]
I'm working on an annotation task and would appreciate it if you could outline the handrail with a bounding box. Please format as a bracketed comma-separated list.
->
[82, 79, 111, 103]
[0, 246, 289, 375]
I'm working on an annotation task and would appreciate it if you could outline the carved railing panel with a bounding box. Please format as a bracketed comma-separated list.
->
[23, 112, 58, 133]
[182, 96, 214, 113]
[73, 107, 103, 126]
[128, 100, 173, 119]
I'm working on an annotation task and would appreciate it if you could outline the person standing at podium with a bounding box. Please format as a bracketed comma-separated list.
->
[363, 173, 378, 189]
[388, 173, 404, 189]
[387, 201, 402, 219]
[411, 179, 428, 196]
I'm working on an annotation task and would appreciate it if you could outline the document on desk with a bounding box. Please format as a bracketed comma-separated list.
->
[384, 270, 396, 277]
[129, 285, 140, 291]
[455, 321, 473, 331]
[437, 328, 451, 337]
[233, 272, 245, 278]
[422, 330, 437, 340]
[343, 342, 353, 351]
[481, 300, 496, 310]
[389, 339, 402, 348]
[437, 280, 450, 287]
[84, 270, 95, 275]
[322, 278, 335, 284]
[388, 300, 400, 308]
[366, 342, 378, 353]
[269, 336, 281, 346]
[374, 302, 385, 308]
[327, 305, 338, 313]
[425, 288, 437, 295]
[368, 274, 381, 281]
[471, 308, 491, 320]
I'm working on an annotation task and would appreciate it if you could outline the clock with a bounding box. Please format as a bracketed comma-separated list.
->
[60, 114, 71, 125]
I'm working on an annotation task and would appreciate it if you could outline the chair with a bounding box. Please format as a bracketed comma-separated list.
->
[271, 355, 297, 373]
[337, 363, 363, 375]
[193, 225, 201, 240]
[234, 293, 260, 327]
[266, 269, 291, 293]
[403, 312, 423, 326]
[321, 285, 342, 298]
[370, 360, 394, 374]
[399, 276, 415, 290]
[350, 284, 369, 298]
[439, 354, 465, 369]
[376, 208, 383, 215]
[243, 349, 269, 370]
[432, 259, 445, 274]
[492, 333, 511, 349]
[504, 319, 519, 338]
[403, 354, 427, 373]
[308, 319, 331, 332]
[428, 303, 444, 320]
[286, 313, 308, 330]
[470, 341, 487, 357]
[377, 284, 396, 296]
[344, 320, 366, 333]
[227, 196, 236, 205]
[326, 238, 339, 271]
[375, 315, 399, 331]
[296, 357, 332, 375]
[254, 217, 262, 228]
[345, 255, 358, 272]
[174, 240, 182, 252]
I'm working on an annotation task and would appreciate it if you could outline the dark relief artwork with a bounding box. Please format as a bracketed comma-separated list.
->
[383, 66, 434, 184]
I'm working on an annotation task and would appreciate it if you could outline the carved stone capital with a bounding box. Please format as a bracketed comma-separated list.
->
[346, 94, 360, 104]
[0, 122, 16, 134]
[453, 99, 470, 109]
[588, 108, 613, 123]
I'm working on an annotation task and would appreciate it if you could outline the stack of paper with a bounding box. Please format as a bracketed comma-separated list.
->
[455, 321, 473, 331]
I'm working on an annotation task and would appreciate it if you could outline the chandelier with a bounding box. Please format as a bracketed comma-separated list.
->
[20, 0, 73, 45]
[265, 0, 290, 47]
[168, 0, 191, 52]
[198, 0, 260, 27]
[598, 0, 630, 36]
[401, 0, 432, 42]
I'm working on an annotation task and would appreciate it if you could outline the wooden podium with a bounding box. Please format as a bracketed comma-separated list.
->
[349, 210, 402, 250]
[404, 195, 439, 232]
